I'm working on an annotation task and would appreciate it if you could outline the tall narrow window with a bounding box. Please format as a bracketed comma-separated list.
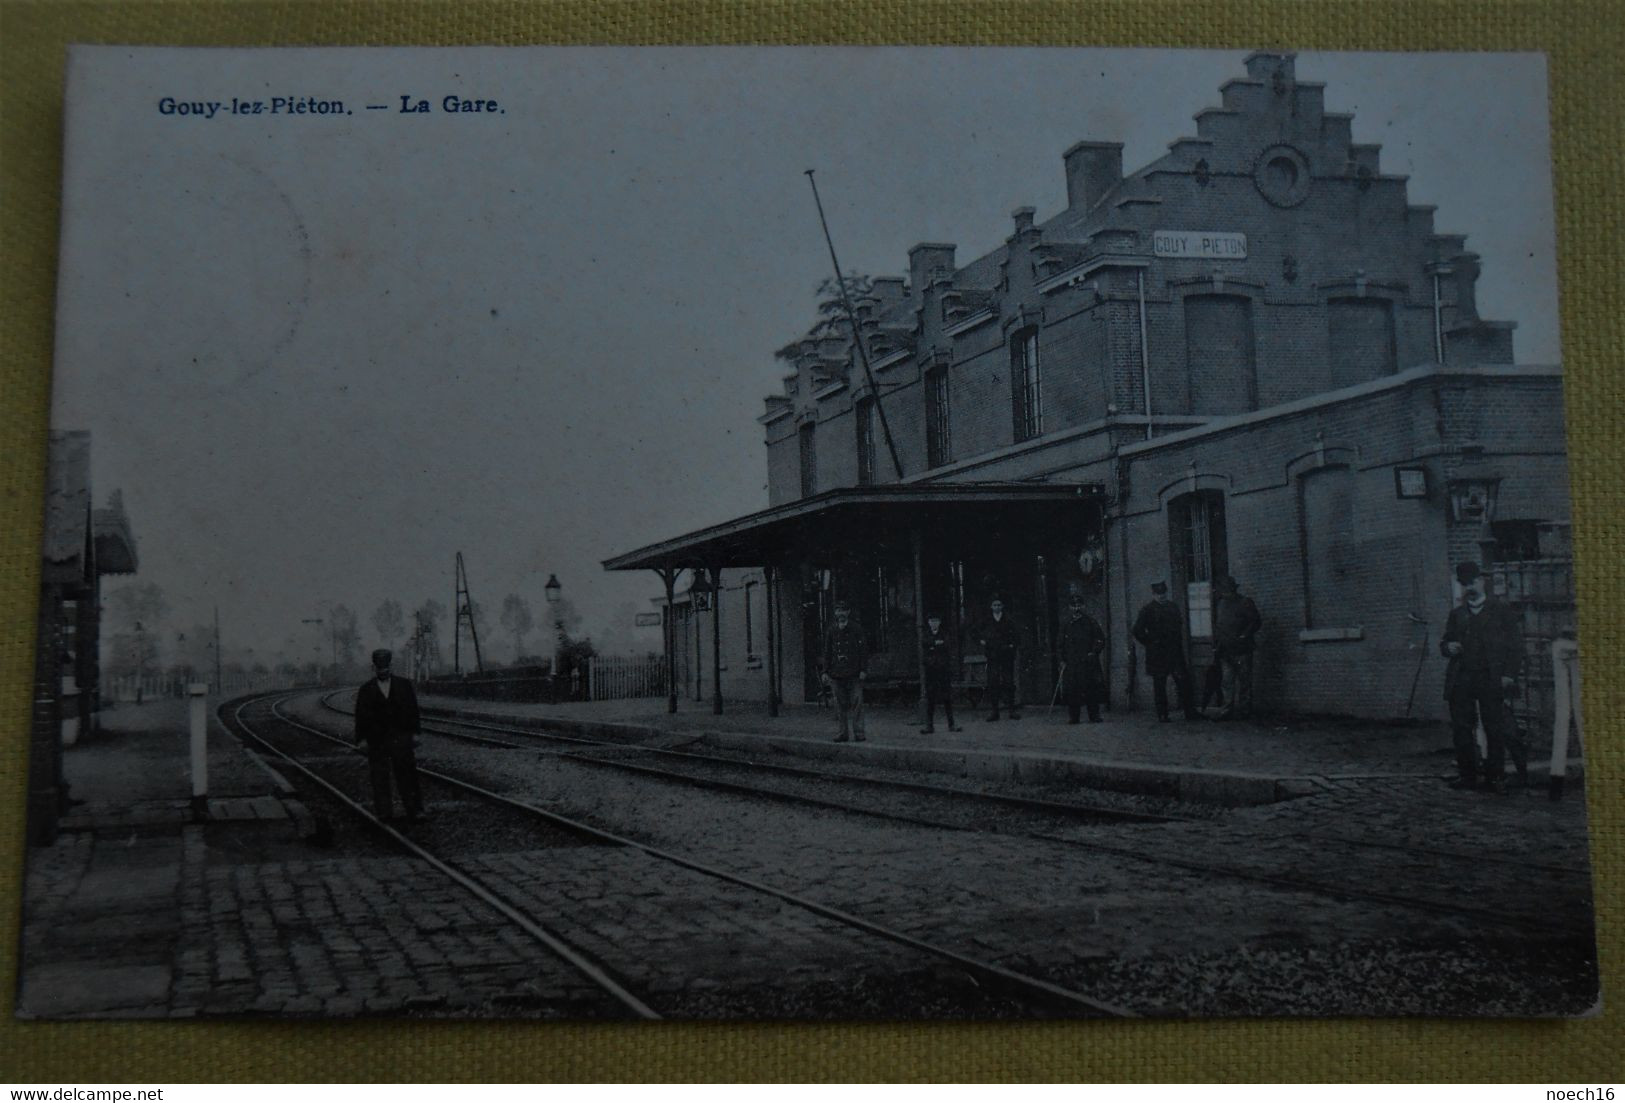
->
[855, 397, 876, 485]
[871, 565, 892, 650]
[798, 421, 817, 498]
[925, 366, 951, 468]
[1010, 329, 1042, 441]
[1184, 294, 1257, 414]
[1299, 466, 1357, 627]
[1169, 490, 1229, 639]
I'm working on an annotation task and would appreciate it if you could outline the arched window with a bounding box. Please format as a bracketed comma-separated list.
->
[1168, 489, 1229, 638]
[1184, 294, 1257, 414]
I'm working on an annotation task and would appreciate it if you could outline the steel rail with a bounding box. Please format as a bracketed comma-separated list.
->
[225, 692, 661, 1020]
[398, 698, 1594, 882]
[320, 697, 1595, 938]
[276, 691, 1138, 1017]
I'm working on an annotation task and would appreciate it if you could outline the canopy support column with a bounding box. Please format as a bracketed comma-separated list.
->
[913, 526, 928, 729]
[764, 565, 780, 718]
[655, 567, 678, 714]
[708, 564, 724, 715]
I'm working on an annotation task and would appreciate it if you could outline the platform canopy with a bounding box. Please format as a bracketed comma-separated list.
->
[603, 481, 1105, 572]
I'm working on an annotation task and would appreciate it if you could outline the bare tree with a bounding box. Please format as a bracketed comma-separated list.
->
[105, 581, 168, 634]
[372, 598, 405, 650]
[499, 593, 533, 661]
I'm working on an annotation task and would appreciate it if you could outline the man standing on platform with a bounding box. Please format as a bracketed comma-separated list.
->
[1440, 561, 1527, 793]
[919, 612, 961, 734]
[353, 648, 427, 822]
[820, 599, 868, 743]
[1133, 581, 1200, 722]
[1213, 575, 1261, 720]
[979, 596, 1021, 721]
[1057, 592, 1107, 724]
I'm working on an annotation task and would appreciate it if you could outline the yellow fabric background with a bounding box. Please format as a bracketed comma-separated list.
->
[2, 0, 1619, 1082]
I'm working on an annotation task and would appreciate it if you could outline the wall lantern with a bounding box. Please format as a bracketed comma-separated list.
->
[543, 574, 562, 605]
[1446, 473, 1502, 524]
[688, 568, 714, 612]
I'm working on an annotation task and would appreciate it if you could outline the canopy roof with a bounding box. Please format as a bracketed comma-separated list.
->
[604, 482, 1104, 572]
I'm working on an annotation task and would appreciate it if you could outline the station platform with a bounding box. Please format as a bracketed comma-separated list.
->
[418, 692, 1581, 807]
[17, 696, 310, 1018]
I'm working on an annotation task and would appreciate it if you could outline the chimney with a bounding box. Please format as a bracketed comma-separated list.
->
[870, 276, 906, 305]
[908, 243, 956, 295]
[1011, 206, 1037, 239]
[1244, 51, 1296, 85]
[1062, 141, 1123, 211]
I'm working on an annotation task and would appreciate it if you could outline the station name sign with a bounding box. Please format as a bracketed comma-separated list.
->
[1152, 230, 1248, 260]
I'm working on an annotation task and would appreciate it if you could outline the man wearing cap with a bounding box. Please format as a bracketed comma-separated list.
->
[1057, 592, 1107, 724]
[353, 648, 427, 821]
[979, 597, 1022, 721]
[1440, 562, 1526, 793]
[820, 600, 868, 743]
[1133, 581, 1200, 722]
[1213, 575, 1262, 720]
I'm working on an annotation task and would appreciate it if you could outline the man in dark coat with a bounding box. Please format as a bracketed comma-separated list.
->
[820, 600, 868, 743]
[1133, 581, 1200, 721]
[1213, 575, 1262, 720]
[919, 613, 961, 734]
[353, 648, 426, 821]
[979, 597, 1021, 721]
[1440, 561, 1526, 793]
[1057, 594, 1107, 724]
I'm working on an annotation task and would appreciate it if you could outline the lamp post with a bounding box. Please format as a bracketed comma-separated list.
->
[543, 574, 563, 700]
[133, 620, 147, 704]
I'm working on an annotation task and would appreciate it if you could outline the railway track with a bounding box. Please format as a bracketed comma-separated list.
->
[226, 689, 1140, 1019]
[311, 691, 1594, 939]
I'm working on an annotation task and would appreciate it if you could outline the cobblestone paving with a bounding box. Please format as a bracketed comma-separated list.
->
[171, 842, 618, 1017]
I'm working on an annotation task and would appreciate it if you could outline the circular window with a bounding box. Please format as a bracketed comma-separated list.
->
[1253, 144, 1312, 207]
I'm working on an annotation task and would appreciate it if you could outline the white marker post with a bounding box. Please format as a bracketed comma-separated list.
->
[1549, 638, 1582, 800]
[188, 682, 209, 820]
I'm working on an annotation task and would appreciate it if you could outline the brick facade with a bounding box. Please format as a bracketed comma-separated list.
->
[652, 53, 1568, 720]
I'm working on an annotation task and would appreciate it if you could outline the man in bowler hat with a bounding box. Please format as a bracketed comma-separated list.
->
[1133, 581, 1200, 721]
[1213, 575, 1261, 720]
[979, 597, 1021, 721]
[1440, 561, 1527, 792]
[353, 648, 427, 821]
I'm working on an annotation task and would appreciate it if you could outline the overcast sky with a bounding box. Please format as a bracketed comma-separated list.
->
[51, 46, 1559, 666]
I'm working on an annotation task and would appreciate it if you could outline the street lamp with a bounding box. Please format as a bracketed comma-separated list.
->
[543, 575, 563, 696]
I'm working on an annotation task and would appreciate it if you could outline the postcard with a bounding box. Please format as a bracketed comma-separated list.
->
[19, 45, 1598, 1020]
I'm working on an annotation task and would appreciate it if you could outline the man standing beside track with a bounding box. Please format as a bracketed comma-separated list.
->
[354, 647, 428, 822]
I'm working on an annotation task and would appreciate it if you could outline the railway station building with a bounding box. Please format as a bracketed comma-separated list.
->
[606, 53, 1572, 727]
